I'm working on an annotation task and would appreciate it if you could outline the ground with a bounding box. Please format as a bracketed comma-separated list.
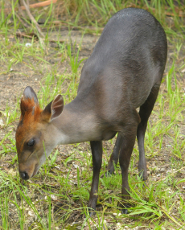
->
[0, 16, 185, 230]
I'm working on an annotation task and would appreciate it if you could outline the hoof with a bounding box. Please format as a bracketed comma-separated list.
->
[104, 171, 111, 177]
[89, 210, 96, 217]
[104, 169, 115, 177]
[122, 208, 128, 214]
[139, 170, 147, 181]
[118, 201, 130, 214]
[87, 207, 96, 217]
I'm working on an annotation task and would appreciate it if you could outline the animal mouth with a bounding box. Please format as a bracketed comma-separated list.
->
[32, 164, 39, 177]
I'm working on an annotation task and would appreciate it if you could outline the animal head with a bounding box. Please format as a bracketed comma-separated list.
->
[15, 86, 64, 180]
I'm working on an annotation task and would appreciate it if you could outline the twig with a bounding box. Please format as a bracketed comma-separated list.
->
[20, 0, 57, 10]
[22, 0, 44, 38]
[4, 0, 58, 13]
[14, 8, 29, 28]
[21, 0, 45, 48]
[16, 0, 29, 27]
[16, 31, 39, 39]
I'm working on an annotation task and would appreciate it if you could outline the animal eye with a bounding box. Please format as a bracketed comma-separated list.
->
[27, 139, 35, 146]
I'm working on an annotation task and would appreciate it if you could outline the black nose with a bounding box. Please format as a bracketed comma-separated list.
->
[20, 171, 29, 180]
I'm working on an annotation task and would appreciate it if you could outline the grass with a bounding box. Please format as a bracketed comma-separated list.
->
[0, 0, 185, 229]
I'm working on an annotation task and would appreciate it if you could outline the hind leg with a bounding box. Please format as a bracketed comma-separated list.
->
[119, 109, 140, 213]
[137, 84, 160, 181]
[107, 133, 123, 174]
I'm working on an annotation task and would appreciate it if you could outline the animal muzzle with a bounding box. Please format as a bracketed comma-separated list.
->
[19, 171, 30, 180]
[19, 163, 38, 180]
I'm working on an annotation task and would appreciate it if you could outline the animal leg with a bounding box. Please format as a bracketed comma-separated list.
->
[88, 141, 103, 213]
[107, 133, 123, 174]
[137, 84, 160, 181]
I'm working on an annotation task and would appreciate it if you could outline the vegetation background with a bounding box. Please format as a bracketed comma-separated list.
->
[0, 0, 185, 229]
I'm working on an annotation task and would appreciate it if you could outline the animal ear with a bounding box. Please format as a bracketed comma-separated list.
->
[23, 86, 38, 104]
[42, 95, 64, 122]
[20, 86, 39, 117]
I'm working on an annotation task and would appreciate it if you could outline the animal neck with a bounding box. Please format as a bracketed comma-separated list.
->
[51, 98, 99, 144]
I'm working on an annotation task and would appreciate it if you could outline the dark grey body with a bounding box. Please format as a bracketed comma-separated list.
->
[17, 8, 167, 214]
[76, 8, 166, 139]
[75, 8, 167, 213]
[16, 8, 167, 213]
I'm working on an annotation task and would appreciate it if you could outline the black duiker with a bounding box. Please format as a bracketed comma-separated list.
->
[16, 8, 167, 214]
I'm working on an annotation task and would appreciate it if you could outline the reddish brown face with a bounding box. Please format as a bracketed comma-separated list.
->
[15, 86, 51, 180]
[16, 86, 64, 180]
[16, 94, 44, 179]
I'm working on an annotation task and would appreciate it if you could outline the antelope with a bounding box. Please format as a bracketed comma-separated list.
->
[15, 8, 167, 213]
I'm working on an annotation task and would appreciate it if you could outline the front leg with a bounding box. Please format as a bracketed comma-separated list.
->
[88, 141, 102, 212]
